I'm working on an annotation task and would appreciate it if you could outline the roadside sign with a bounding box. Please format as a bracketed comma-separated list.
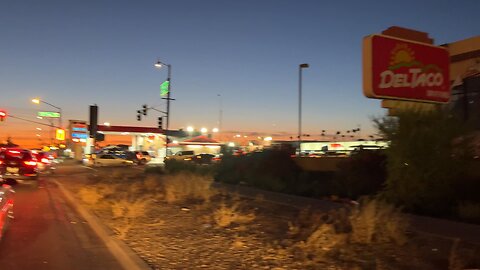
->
[38, 111, 60, 118]
[160, 80, 170, 96]
[56, 129, 66, 141]
[363, 34, 450, 103]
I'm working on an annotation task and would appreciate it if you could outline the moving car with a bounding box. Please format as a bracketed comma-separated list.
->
[0, 148, 39, 184]
[164, 150, 196, 162]
[0, 183, 14, 241]
[94, 153, 134, 167]
[32, 151, 55, 174]
[134, 151, 152, 164]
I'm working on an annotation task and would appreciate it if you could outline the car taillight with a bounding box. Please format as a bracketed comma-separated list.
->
[24, 161, 37, 166]
[41, 158, 50, 164]
[0, 160, 3, 165]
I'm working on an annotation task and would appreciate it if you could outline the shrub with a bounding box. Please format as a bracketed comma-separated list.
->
[334, 150, 387, 199]
[160, 172, 216, 204]
[375, 110, 472, 216]
[213, 202, 255, 227]
[349, 198, 407, 245]
[144, 166, 165, 174]
[457, 202, 480, 224]
[215, 150, 301, 192]
[164, 159, 217, 176]
[292, 198, 408, 266]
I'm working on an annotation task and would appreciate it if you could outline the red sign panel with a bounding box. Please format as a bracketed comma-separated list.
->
[363, 34, 450, 103]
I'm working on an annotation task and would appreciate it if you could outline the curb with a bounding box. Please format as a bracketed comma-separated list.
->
[54, 180, 151, 270]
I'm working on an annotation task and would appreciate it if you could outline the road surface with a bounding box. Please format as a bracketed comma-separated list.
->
[0, 170, 123, 270]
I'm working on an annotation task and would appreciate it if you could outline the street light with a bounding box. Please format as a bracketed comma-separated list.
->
[31, 98, 63, 129]
[298, 63, 309, 155]
[154, 59, 173, 158]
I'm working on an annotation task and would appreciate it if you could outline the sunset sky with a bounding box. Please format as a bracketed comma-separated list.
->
[1, 0, 479, 147]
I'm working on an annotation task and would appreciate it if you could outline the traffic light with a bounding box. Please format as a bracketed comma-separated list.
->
[89, 105, 98, 138]
[136, 110, 142, 121]
[0, 110, 6, 122]
[158, 117, 163, 129]
[142, 104, 148, 116]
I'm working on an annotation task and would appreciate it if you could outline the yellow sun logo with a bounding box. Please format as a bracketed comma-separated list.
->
[389, 44, 415, 66]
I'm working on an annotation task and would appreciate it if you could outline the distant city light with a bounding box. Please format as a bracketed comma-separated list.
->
[103, 122, 111, 126]
[264, 137, 273, 141]
[186, 126, 194, 132]
[36, 127, 42, 131]
[235, 134, 241, 137]
[228, 142, 235, 147]
[212, 128, 219, 133]
[200, 128, 208, 133]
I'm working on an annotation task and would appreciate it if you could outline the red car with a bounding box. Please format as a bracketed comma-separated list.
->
[0, 148, 39, 185]
[32, 150, 56, 174]
[0, 183, 14, 241]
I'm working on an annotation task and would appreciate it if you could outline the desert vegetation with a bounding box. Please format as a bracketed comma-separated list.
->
[68, 167, 480, 269]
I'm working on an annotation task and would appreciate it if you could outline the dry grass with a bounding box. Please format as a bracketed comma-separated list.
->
[290, 198, 409, 266]
[349, 198, 408, 245]
[213, 202, 256, 228]
[109, 194, 156, 239]
[160, 172, 216, 204]
[78, 187, 104, 205]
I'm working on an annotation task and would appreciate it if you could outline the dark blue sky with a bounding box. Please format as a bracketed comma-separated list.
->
[1, 0, 479, 138]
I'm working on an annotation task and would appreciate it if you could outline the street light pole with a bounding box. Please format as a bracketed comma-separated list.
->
[32, 98, 62, 129]
[155, 60, 174, 159]
[217, 94, 223, 132]
[298, 63, 309, 156]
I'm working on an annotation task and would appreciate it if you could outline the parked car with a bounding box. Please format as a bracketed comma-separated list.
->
[0, 148, 39, 184]
[164, 150, 196, 162]
[134, 151, 152, 164]
[115, 151, 141, 165]
[191, 153, 215, 164]
[94, 153, 134, 167]
[32, 150, 56, 174]
[0, 183, 14, 241]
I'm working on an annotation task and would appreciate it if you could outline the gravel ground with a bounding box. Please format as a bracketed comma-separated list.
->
[61, 170, 480, 270]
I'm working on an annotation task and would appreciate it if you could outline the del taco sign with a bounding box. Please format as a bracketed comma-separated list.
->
[363, 34, 450, 103]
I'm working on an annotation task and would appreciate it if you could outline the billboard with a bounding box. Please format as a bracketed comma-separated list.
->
[363, 34, 450, 103]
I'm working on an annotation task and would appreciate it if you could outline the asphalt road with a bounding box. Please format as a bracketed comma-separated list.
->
[0, 171, 123, 270]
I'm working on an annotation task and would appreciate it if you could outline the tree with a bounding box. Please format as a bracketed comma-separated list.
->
[374, 109, 472, 216]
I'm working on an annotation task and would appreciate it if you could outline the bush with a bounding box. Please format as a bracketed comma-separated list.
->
[215, 150, 301, 192]
[375, 110, 472, 216]
[334, 150, 387, 199]
[457, 202, 480, 224]
[164, 159, 216, 176]
[159, 172, 216, 204]
[144, 166, 165, 174]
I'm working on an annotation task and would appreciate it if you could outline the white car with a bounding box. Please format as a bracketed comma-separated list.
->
[93, 154, 134, 167]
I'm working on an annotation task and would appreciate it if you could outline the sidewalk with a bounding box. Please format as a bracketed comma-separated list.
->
[215, 182, 480, 245]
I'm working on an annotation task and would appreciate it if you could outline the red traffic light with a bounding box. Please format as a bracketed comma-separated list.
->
[0, 110, 6, 121]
